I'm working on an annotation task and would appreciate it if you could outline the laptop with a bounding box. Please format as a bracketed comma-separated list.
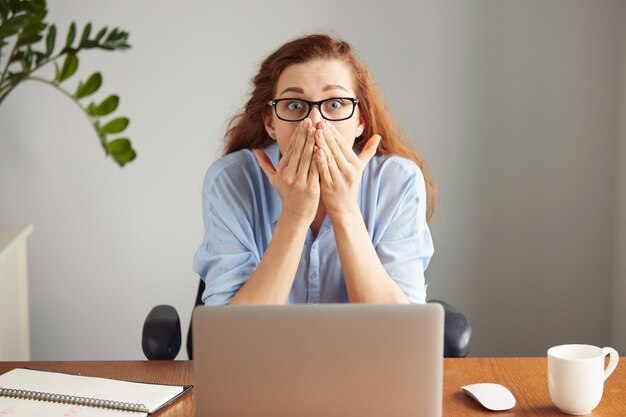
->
[193, 304, 444, 417]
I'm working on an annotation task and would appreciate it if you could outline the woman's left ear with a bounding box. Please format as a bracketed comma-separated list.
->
[264, 114, 277, 141]
[356, 116, 365, 138]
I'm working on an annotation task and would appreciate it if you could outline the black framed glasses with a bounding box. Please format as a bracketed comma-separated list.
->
[267, 97, 359, 122]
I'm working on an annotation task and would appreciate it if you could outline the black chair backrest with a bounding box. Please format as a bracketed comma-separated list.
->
[187, 279, 206, 359]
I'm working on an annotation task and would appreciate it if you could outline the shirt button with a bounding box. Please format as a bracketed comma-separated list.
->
[312, 243, 318, 250]
[310, 273, 318, 280]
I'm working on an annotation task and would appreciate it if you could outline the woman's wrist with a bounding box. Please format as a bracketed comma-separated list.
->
[327, 204, 362, 228]
[277, 210, 314, 232]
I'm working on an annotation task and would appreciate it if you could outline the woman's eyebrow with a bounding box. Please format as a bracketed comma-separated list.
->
[279, 85, 350, 96]
[279, 87, 304, 96]
[323, 84, 349, 93]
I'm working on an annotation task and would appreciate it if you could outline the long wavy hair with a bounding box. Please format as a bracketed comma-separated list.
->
[224, 34, 436, 220]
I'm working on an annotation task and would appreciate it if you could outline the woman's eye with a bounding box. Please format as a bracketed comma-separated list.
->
[286, 101, 305, 111]
[325, 100, 343, 110]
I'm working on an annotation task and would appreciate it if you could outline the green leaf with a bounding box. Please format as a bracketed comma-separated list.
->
[19, 19, 48, 47]
[100, 27, 130, 50]
[90, 94, 118, 116]
[45, 24, 55, 56]
[75, 72, 101, 98]
[0, 14, 29, 39]
[19, 20, 46, 38]
[9, 49, 24, 63]
[16, 32, 42, 47]
[80, 40, 97, 49]
[14, 0, 33, 13]
[0, 0, 10, 21]
[94, 26, 107, 42]
[79, 22, 91, 46]
[57, 53, 78, 82]
[106, 27, 119, 41]
[113, 150, 136, 166]
[18, 0, 46, 15]
[65, 21, 76, 48]
[105, 137, 131, 154]
[106, 137, 136, 166]
[112, 147, 136, 166]
[34, 51, 46, 66]
[101, 117, 129, 134]
[53, 61, 60, 80]
[21, 47, 33, 70]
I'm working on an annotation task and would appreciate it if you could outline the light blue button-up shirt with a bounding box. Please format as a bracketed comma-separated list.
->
[193, 142, 433, 305]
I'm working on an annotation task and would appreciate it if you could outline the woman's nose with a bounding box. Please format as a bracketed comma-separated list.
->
[308, 105, 324, 124]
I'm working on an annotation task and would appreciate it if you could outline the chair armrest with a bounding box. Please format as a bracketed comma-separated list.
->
[142, 305, 182, 360]
[428, 300, 472, 358]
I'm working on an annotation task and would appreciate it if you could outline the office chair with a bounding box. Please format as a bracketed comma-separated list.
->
[142, 280, 472, 360]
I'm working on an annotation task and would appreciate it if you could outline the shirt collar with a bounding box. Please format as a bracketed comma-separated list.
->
[262, 142, 282, 225]
[265, 141, 281, 169]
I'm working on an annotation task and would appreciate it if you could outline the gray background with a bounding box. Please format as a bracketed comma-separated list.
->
[0, 0, 625, 359]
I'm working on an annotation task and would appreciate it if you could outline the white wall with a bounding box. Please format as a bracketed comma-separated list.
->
[421, 1, 622, 356]
[0, 0, 623, 359]
[613, 2, 626, 353]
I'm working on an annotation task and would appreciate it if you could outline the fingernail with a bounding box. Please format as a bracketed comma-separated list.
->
[323, 120, 331, 130]
[308, 127, 315, 138]
[300, 119, 309, 128]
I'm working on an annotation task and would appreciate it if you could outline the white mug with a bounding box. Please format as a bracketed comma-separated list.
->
[547, 344, 619, 415]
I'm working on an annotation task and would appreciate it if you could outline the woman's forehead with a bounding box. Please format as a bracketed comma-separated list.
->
[275, 59, 355, 96]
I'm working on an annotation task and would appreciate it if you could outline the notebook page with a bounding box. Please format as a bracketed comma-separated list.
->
[0, 368, 184, 413]
[0, 396, 146, 417]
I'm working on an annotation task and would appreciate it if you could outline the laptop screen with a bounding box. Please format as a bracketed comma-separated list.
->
[193, 304, 444, 417]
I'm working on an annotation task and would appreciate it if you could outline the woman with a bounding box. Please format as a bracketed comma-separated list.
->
[193, 34, 435, 305]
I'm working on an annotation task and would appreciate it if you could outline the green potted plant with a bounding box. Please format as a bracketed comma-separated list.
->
[0, 0, 136, 166]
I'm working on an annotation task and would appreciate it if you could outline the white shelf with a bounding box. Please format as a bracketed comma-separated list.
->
[0, 224, 33, 360]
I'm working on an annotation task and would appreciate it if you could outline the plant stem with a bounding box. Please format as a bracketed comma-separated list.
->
[25, 75, 108, 154]
[27, 75, 74, 101]
[29, 52, 64, 77]
[0, 41, 19, 87]
[0, 83, 18, 106]
[0, 49, 64, 106]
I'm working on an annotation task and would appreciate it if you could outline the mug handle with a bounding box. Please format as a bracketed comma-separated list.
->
[601, 347, 619, 381]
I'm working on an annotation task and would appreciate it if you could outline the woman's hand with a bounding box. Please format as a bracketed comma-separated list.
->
[314, 120, 381, 220]
[254, 119, 320, 226]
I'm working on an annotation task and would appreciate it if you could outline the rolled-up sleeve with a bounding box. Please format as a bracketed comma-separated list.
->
[373, 160, 434, 304]
[193, 208, 259, 305]
[192, 158, 261, 305]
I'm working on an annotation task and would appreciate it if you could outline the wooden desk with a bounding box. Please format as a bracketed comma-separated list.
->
[1, 358, 624, 416]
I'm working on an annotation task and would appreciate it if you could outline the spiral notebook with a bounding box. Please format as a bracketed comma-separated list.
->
[0, 368, 192, 416]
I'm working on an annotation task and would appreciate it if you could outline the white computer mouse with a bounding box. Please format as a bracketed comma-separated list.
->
[462, 383, 516, 411]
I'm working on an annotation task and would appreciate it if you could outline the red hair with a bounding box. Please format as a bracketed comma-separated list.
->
[224, 34, 436, 220]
